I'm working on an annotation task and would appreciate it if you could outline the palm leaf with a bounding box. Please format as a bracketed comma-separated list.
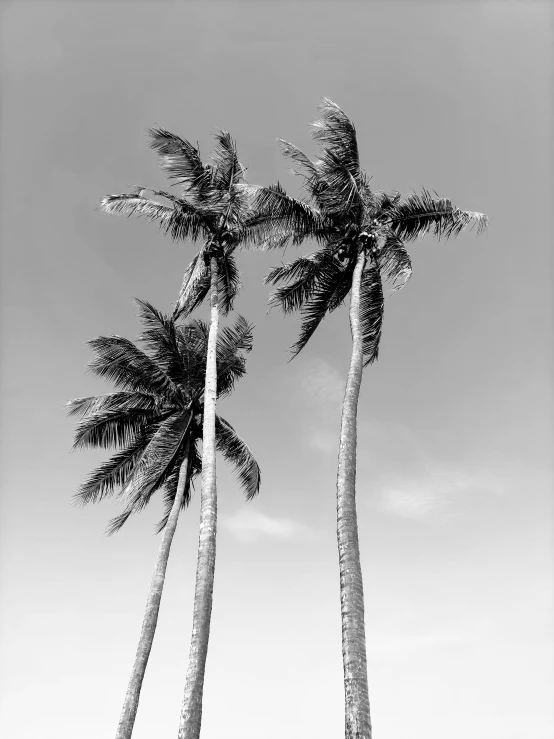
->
[313, 149, 363, 218]
[265, 246, 337, 314]
[107, 411, 193, 534]
[379, 234, 412, 293]
[290, 262, 343, 358]
[278, 138, 318, 181]
[327, 257, 357, 310]
[386, 188, 489, 241]
[134, 300, 186, 385]
[359, 265, 384, 365]
[176, 320, 209, 391]
[74, 431, 153, 506]
[210, 130, 246, 192]
[100, 191, 208, 243]
[99, 194, 173, 223]
[148, 127, 211, 196]
[67, 391, 158, 418]
[217, 251, 241, 316]
[249, 183, 325, 248]
[375, 190, 401, 215]
[215, 416, 261, 500]
[216, 315, 254, 396]
[311, 98, 360, 181]
[155, 440, 202, 533]
[72, 407, 166, 450]
[173, 252, 211, 319]
[163, 201, 208, 242]
[87, 336, 181, 401]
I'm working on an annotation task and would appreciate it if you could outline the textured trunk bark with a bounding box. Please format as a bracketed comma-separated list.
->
[336, 250, 372, 739]
[115, 442, 191, 739]
[177, 256, 219, 739]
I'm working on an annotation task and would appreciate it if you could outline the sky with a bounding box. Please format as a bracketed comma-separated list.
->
[0, 1, 552, 738]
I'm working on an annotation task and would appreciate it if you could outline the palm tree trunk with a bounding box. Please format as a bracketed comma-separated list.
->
[336, 250, 372, 739]
[115, 441, 190, 739]
[178, 256, 219, 739]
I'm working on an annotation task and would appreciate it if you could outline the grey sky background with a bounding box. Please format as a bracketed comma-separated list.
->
[0, 2, 552, 738]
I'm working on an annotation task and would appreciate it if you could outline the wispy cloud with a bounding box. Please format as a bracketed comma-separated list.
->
[223, 508, 312, 543]
[376, 467, 504, 522]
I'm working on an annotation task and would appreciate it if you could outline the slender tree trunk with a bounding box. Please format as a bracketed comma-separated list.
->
[115, 441, 190, 739]
[336, 250, 372, 739]
[178, 256, 219, 739]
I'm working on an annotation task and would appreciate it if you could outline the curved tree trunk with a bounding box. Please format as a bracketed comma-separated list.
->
[336, 250, 372, 739]
[178, 256, 219, 739]
[115, 441, 191, 739]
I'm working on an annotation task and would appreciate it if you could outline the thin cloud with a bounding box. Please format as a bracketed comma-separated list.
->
[223, 508, 312, 543]
[376, 468, 504, 522]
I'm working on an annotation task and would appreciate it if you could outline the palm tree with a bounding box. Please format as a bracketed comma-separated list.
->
[252, 99, 488, 739]
[68, 301, 260, 739]
[99, 129, 268, 739]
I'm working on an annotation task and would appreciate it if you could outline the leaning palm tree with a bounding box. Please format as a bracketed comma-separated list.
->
[68, 300, 260, 739]
[252, 99, 488, 739]
[99, 130, 267, 739]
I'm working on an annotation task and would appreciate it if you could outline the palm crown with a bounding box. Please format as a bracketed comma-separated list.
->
[68, 301, 260, 534]
[100, 129, 266, 318]
[252, 98, 488, 362]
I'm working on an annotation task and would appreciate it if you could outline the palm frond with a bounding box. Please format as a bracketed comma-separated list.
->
[210, 130, 246, 192]
[265, 246, 337, 314]
[290, 263, 343, 357]
[100, 191, 209, 244]
[217, 314, 254, 354]
[107, 411, 192, 534]
[311, 98, 360, 181]
[278, 139, 318, 180]
[249, 183, 325, 248]
[176, 319, 209, 391]
[379, 233, 412, 293]
[217, 252, 241, 316]
[360, 265, 384, 365]
[173, 252, 211, 319]
[72, 407, 165, 450]
[216, 315, 254, 397]
[375, 190, 401, 215]
[215, 416, 261, 500]
[148, 127, 211, 196]
[66, 391, 158, 418]
[74, 432, 153, 506]
[239, 209, 297, 251]
[163, 201, 208, 242]
[155, 440, 202, 533]
[87, 335, 180, 401]
[176, 316, 252, 399]
[327, 257, 357, 310]
[312, 149, 364, 218]
[386, 188, 489, 241]
[306, 98, 367, 219]
[99, 194, 173, 223]
[134, 300, 186, 385]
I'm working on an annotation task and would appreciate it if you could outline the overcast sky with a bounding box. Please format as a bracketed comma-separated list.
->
[1, 2, 553, 739]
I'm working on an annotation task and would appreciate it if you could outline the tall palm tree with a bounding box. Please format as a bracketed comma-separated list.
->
[68, 301, 260, 739]
[252, 99, 488, 739]
[99, 130, 267, 739]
